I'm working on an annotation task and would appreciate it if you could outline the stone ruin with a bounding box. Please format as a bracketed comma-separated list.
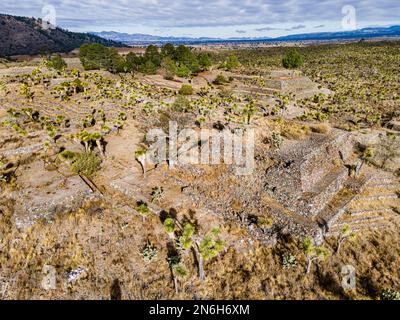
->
[264, 130, 355, 217]
[232, 69, 331, 101]
[170, 127, 399, 244]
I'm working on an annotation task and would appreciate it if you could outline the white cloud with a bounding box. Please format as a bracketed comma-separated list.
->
[0, 0, 399, 36]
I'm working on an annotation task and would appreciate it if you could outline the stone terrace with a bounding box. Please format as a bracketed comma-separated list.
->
[264, 130, 355, 217]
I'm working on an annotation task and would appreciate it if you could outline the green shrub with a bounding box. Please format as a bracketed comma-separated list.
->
[48, 54, 67, 71]
[72, 152, 101, 177]
[282, 254, 298, 269]
[163, 218, 176, 234]
[282, 49, 304, 69]
[139, 60, 157, 75]
[213, 74, 227, 85]
[136, 203, 151, 217]
[79, 43, 123, 72]
[178, 223, 195, 250]
[161, 57, 177, 80]
[199, 228, 224, 261]
[179, 84, 194, 96]
[224, 55, 240, 70]
[363, 146, 375, 161]
[257, 216, 273, 228]
[172, 96, 191, 112]
[197, 53, 212, 70]
[176, 65, 190, 78]
[380, 289, 400, 300]
[141, 241, 158, 263]
[58, 150, 76, 162]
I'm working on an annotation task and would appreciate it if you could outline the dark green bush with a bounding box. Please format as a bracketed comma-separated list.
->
[282, 49, 304, 69]
[213, 74, 227, 85]
[179, 84, 194, 96]
[49, 54, 67, 71]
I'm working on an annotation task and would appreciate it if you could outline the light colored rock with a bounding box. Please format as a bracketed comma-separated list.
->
[0, 143, 43, 158]
[388, 120, 400, 131]
[13, 175, 96, 229]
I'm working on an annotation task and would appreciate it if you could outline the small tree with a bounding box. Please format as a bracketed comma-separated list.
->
[161, 57, 177, 80]
[224, 55, 240, 70]
[161, 43, 176, 58]
[167, 255, 187, 294]
[242, 101, 257, 124]
[90, 132, 105, 159]
[197, 53, 212, 70]
[125, 52, 143, 74]
[197, 228, 224, 281]
[336, 225, 356, 254]
[139, 60, 157, 75]
[76, 131, 92, 152]
[178, 224, 224, 281]
[178, 223, 196, 250]
[136, 203, 151, 221]
[80, 43, 108, 70]
[176, 65, 190, 78]
[163, 218, 176, 235]
[135, 149, 147, 177]
[302, 237, 330, 274]
[144, 45, 162, 67]
[174, 45, 196, 67]
[282, 49, 304, 69]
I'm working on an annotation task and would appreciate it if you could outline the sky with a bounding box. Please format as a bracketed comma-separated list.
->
[0, 0, 399, 38]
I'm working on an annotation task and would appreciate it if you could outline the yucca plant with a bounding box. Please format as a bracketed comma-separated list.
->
[135, 149, 147, 177]
[303, 237, 330, 275]
[91, 132, 105, 158]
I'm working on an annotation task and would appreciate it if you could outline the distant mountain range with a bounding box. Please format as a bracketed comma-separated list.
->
[92, 25, 400, 45]
[1, 12, 399, 57]
[0, 14, 125, 57]
[90, 31, 221, 43]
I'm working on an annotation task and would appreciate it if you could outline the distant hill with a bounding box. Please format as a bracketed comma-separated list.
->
[91, 31, 220, 44]
[276, 25, 400, 41]
[92, 25, 400, 45]
[0, 14, 125, 57]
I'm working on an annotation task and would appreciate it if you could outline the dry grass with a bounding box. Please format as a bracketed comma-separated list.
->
[310, 123, 331, 134]
[1, 196, 399, 300]
[280, 122, 311, 140]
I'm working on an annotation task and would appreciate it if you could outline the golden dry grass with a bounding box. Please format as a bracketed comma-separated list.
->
[1, 197, 399, 300]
